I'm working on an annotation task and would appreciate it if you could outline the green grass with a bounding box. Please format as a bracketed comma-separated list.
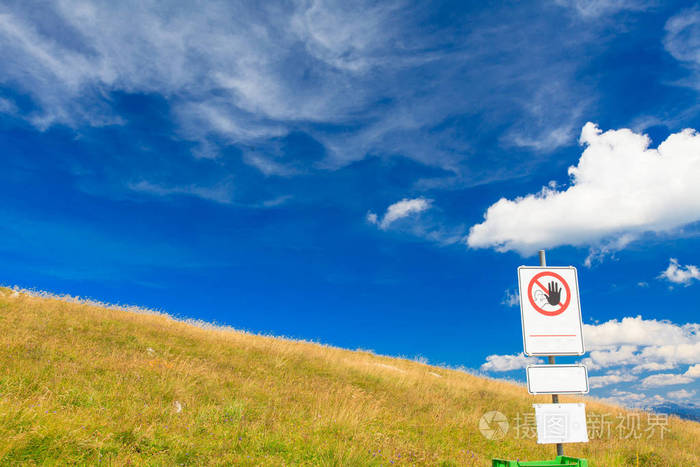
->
[0, 288, 698, 465]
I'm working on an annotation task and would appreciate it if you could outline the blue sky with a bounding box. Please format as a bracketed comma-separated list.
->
[1, 0, 700, 410]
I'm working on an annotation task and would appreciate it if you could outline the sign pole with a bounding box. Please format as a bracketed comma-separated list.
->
[539, 249, 564, 457]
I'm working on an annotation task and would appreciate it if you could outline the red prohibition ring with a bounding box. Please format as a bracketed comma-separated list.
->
[527, 271, 571, 316]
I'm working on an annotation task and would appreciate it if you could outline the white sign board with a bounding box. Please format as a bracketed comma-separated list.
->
[526, 365, 589, 395]
[518, 266, 584, 356]
[534, 403, 589, 444]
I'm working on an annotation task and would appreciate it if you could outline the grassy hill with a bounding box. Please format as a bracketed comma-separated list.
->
[0, 288, 698, 465]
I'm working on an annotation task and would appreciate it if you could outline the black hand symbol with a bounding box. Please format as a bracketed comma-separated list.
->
[546, 281, 561, 306]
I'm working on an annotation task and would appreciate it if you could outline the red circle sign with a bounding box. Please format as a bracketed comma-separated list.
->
[527, 271, 571, 316]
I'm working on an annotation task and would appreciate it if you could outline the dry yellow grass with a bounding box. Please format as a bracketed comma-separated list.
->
[0, 287, 698, 465]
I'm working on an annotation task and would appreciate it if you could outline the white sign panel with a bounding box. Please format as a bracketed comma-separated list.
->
[526, 365, 589, 395]
[534, 403, 589, 444]
[518, 266, 584, 356]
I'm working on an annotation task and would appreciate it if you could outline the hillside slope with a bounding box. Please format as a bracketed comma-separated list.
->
[0, 288, 698, 465]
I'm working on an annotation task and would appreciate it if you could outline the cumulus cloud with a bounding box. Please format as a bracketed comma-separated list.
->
[641, 372, 694, 388]
[686, 363, 700, 378]
[480, 352, 541, 372]
[583, 345, 639, 371]
[599, 389, 666, 409]
[481, 315, 700, 405]
[659, 258, 700, 286]
[631, 361, 678, 374]
[588, 372, 637, 389]
[581, 316, 700, 372]
[667, 388, 696, 400]
[367, 198, 432, 230]
[467, 123, 700, 257]
[482, 316, 700, 379]
[583, 315, 698, 351]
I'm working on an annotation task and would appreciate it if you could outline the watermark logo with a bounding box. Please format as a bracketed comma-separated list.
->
[479, 410, 670, 440]
[543, 413, 568, 439]
[479, 411, 509, 440]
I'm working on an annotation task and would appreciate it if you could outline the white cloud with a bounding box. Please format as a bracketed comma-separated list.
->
[659, 258, 700, 286]
[482, 315, 700, 405]
[641, 373, 694, 387]
[480, 352, 541, 372]
[685, 363, 700, 378]
[640, 364, 700, 388]
[467, 123, 700, 256]
[501, 289, 520, 307]
[639, 341, 700, 367]
[483, 316, 700, 375]
[599, 389, 666, 409]
[581, 316, 700, 372]
[667, 389, 697, 400]
[631, 361, 677, 374]
[582, 345, 639, 371]
[369, 198, 467, 245]
[583, 315, 698, 350]
[588, 372, 637, 389]
[369, 198, 432, 230]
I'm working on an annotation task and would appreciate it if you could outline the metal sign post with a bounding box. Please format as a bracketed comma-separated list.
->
[500, 249, 590, 464]
[495, 251, 591, 465]
[539, 250, 564, 457]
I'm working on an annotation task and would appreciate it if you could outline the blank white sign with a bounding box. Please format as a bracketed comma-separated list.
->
[534, 403, 589, 444]
[527, 365, 589, 395]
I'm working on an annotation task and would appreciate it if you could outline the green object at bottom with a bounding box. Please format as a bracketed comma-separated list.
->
[492, 456, 589, 467]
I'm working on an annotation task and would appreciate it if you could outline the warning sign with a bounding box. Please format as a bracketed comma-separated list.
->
[518, 266, 584, 356]
[528, 271, 571, 317]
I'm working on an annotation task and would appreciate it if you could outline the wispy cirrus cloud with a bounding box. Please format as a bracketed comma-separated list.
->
[0, 0, 614, 189]
[555, 0, 655, 19]
[128, 180, 234, 204]
[664, 7, 700, 89]
[0, 96, 17, 114]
